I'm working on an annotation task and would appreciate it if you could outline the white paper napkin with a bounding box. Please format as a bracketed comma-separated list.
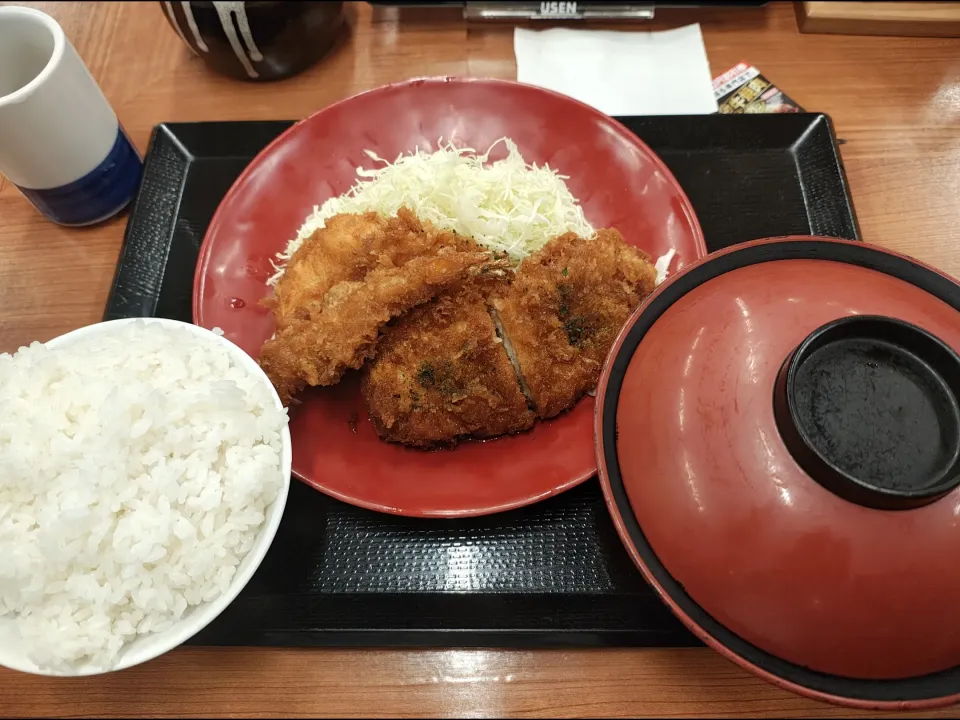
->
[514, 24, 718, 117]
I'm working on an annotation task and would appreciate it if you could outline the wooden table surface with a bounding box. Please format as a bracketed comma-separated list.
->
[2, 1, 960, 717]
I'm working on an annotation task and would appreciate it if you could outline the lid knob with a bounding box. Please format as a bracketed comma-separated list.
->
[773, 315, 960, 510]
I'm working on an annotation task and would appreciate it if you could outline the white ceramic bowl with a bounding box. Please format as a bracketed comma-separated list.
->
[0, 318, 292, 676]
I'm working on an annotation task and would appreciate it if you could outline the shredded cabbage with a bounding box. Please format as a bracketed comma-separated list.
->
[654, 247, 676, 286]
[267, 137, 595, 285]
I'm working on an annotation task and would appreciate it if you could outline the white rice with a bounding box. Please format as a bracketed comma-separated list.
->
[0, 320, 288, 673]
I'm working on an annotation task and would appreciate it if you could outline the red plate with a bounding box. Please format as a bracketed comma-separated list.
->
[193, 77, 705, 517]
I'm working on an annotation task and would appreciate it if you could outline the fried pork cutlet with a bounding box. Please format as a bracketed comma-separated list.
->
[265, 208, 478, 331]
[492, 229, 658, 420]
[361, 278, 535, 448]
[259, 248, 506, 405]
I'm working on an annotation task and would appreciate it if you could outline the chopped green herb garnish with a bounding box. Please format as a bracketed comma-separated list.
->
[416, 362, 436, 388]
[563, 316, 594, 347]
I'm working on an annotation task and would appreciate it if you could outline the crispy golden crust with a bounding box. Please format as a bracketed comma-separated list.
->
[259, 248, 505, 405]
[361, 278, 535, 449]
[492, 229, 658, 419]
[265, 208, 478, 331]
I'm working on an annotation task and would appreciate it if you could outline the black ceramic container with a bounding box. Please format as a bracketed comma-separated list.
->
[158, 1, 345, 82]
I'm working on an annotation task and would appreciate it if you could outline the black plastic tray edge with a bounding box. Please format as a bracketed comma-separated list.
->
[103, 125, 190, 322]
[188, 592, 701, 647]
[798, 112, 861, 242]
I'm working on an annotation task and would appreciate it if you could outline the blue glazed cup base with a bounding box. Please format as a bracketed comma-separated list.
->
[16, 127, 142, 227]
[35, 196, 133, 228]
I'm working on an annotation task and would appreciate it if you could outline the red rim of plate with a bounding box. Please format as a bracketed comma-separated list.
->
[193, 76, 707, 517]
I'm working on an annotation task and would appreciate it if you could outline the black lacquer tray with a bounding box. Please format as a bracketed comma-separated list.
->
[104, 113, 859, 647]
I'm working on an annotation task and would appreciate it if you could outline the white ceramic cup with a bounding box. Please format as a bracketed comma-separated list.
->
[0, 6, 143, 226]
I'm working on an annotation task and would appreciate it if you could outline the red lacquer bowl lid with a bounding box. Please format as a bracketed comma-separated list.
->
[596, 237, 960, 709]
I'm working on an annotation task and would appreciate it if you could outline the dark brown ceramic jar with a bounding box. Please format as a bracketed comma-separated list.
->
[158, 1, 345, 82]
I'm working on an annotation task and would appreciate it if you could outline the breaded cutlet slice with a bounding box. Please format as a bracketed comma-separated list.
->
[265, 207, 480, 331]
[361, 278, 535, 449]
[491, 229, 658, 420]
[259, 248, 505, 405]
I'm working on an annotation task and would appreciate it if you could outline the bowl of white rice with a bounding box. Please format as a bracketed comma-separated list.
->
[0, 318, 291, 676]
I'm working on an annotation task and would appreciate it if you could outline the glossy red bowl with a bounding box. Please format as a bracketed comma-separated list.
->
[596, 236, 960, 709]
